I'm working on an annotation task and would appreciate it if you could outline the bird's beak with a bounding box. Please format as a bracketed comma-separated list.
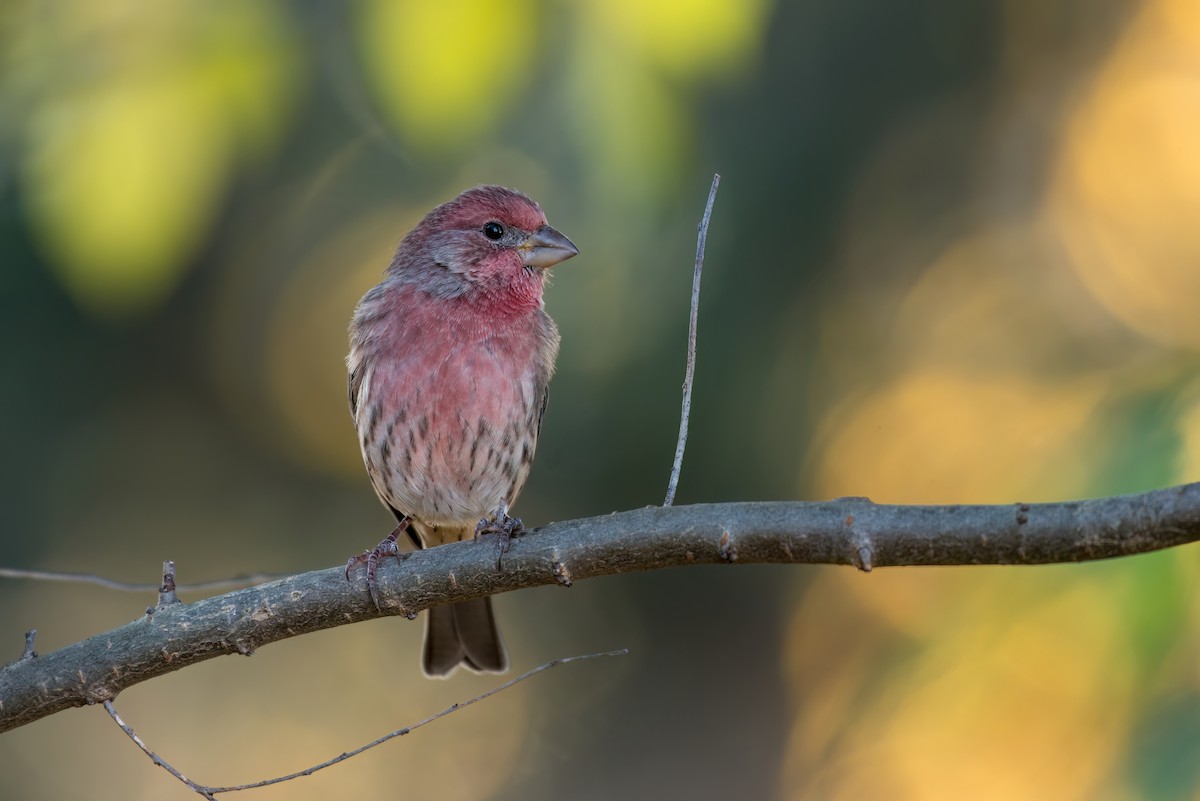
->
[520, 224, 579, 269]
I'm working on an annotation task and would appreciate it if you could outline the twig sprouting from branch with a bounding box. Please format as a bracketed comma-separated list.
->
[0, 566, 287, 594]
[3, 484, 1200, 732]
[664, 173, 720, 507]
[103, 650, 628, 798]
[158, 560, 179, 606]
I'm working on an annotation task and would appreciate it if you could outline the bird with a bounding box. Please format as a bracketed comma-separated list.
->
[345, 185, 578, 677]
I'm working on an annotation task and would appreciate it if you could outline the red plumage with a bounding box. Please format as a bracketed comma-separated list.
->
[347, 186, 578, 676]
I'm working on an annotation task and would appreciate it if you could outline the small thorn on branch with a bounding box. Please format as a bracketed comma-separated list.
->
[158, 561, 179, 607]
[844, 512, 875, 572]
[854, 542, 874, 573]
[20, 629, 37, 661]
[718, 530, 738, 562]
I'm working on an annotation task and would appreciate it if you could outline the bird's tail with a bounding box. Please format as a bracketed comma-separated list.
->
[423, 597, 508, 677]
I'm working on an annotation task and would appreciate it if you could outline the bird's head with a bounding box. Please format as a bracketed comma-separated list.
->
[390, 185, 579, 304]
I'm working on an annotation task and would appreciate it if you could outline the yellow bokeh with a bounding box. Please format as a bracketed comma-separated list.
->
[568, 0, 770, 203]
[16, 0, 298, 318]
[590, 0, 771, 78]
[889, 226, 1119, 372]
[1047, 0, 1200, 350]
[875, 587, 1128, 801]
[24, 74, 229, 317]
[264, 206, 418, 476]
[788, 4, 1200, 797]
[567, 40, 689, 205]
[814, 369, 1105, 504]
[356, 0, 535, 153]
[781, 569, 1137, 801]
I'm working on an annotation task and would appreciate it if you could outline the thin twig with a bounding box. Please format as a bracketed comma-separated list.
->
[103, 650, 628, 797]
[0, 566, 286, 594]
[210, 649, 628, 793]
[104, 700, 216, 800]
[665, 173, 720, 506]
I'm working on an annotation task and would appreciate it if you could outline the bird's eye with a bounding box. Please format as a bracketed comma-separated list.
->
[483, 222, 504, 240]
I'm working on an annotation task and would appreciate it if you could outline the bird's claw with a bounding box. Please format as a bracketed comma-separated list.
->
[474, 501, 523, 569]
[345, 524, 406, 610]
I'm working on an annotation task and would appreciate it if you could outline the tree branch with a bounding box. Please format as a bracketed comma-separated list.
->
[4, 483, 1200, 732]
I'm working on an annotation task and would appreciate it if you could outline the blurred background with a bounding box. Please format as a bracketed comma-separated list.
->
[2, 0, 1200, 798]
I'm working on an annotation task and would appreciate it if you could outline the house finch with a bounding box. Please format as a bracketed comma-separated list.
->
[345, 185, 578, 677]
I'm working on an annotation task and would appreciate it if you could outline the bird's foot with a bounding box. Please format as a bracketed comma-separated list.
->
[345, 519, 409, 609]
[475, 500, 523, 569]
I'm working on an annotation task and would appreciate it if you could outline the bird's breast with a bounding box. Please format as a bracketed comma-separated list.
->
[355, 299, 545, 530]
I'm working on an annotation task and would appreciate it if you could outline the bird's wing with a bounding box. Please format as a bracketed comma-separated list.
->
[348, 352, 421, 550]
[348, 362, 363, 418]
[535, 386, 549, 438]
[532, 308, 558, 440]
